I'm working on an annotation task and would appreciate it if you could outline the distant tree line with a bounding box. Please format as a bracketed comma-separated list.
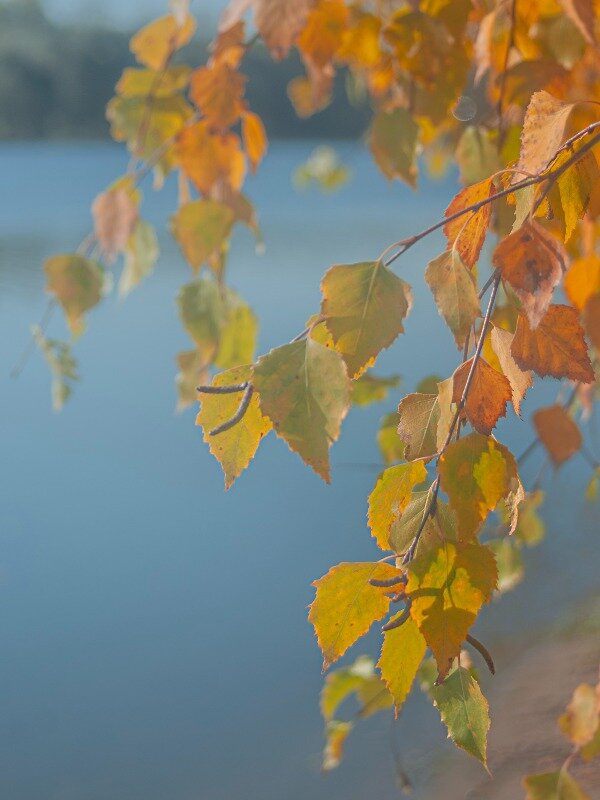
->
[0, 0, 370, 140]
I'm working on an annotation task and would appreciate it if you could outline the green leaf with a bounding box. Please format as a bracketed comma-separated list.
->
[171, 199, 235, 273]
[309, 561, 402, 669]
[378, 616, 427, 713]
[377, 412, 406, 465]
[44, 253, 105, 335]
[523, 768, 592, 799]
[120, 220, 159, 297]
[33, 327, 79, 411]
[351, 373, 401, 406]
[396, 384, 453, 462]
[367, 462, 428, 550]
[425, 250, 480, 350]
[368, 108, 419, 186]
[431, 667, 490, 767]
[254, 338, 350, 482]
[389, 491, 457, 557]
[321, 260, 412, 378]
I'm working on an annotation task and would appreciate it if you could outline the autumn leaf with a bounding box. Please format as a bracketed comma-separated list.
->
[130, 13, 196, 71]
[368, 108, 419, 187]
[253, 338, 350, 482]
[320, 655, 391, 721]
[176, 349, 208, 412]
[396, 389, 452, 462]
[116, 65, 191, 98]
[377, 412, 405, 465]
[516, 91, 574, 178]
[309, 561, 402, 669]
[390, 492, 457, 558]
[242, 111, 268, 172]
[444, 179, 495, 269]
[322, 721, 353, 771]
[44, 254, 105, 335]
[425, 250, 480, 349]
[406, 542, 497, 678]
[533, 405, 582, 467]
[490, 326, 532, 415]
[220, 0, 315, 60]
[171, 200, 235, 273]
[492, 221, 567, 329]
[351, 373, 400, 406]
[431, 667, 490, 767]
[558, 683, 600, 747]
[177, 121, 246, 197]
[378, 617, 426, 713]
[214, 297, 258, 369]
[452, 357, 512, 435]
[439, 433, 520, 540]
[321, 260, 412, 378]
[33, 328, 79, 411]
[190, 63, 247, 129]
[367, 462, 427, 550]
[558, 0, 596, 45]
[583, 294, 600, 352]
[511, 305, 594, 384]
[92, 186, 139, 263]
[550, 148, 600, 242]
[196, 364, 272, 488]
[523, 769, 592, 800]
[119, 220, 159, 297]
[564, 256, 600, 311]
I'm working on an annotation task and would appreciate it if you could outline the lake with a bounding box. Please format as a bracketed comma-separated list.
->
[0, 141, 598, 800]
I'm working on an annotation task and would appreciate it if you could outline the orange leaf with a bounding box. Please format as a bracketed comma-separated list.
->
[177, 121, 246, 196]
[511, 305, 594, 383]
[190, 63, 246, 129]
[533, 405, 582, 467]
[516, 91, 574, 178]
[452, 357, 512, 435]
[130, 14, 196, 71]
[444, 179, 495, 269]
[297, 0, 349, 67]
[242, 111, 268, 172]
[583, 294, 600, 351]
[492, 221, 567, 329]
[564, 256, 600, 311]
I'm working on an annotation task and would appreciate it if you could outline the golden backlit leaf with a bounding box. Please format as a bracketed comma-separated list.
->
[439, 433, 519, 540]
[533, 404, 583, 466]
[516, 91, 574, 177]
[241, 111, 268, 172]
[511, 305, 595, 383]
[368, 109, 419, 187]
[378, 617, 426, 714]
[116, 66, 191, 98]
[177, 121, 246, 197]
[396, 388, 452, 462]
[492, 221, 567, 329]
[452, 357, 512, 435]
[91, 186, 139, 264]
[490, 326, 532, 415]
[321, 260, 412, 378]
[444, 179, 495, 269]
[171, 200, 235, 273]
[196, 364, 272, 488]
[44, 254, 105, 335]
[406, 542, 497, 679]
[551, 149, 600, 242]
[190, 63, 247, 129]
[297, 0, 348, 66]
[564, 256, 600, 311]
[130, 13, 196, 71]
[253, 338, 351, 482]
[367, 462, 427, 550]
[425, 250, 480, 349]
[309, 561, 402, 669]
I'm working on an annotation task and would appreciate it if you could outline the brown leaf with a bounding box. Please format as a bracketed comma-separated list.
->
[583, 293, 600, 351]
[92, 187, 139, 263]
[190, 63, 246, 128]
[533, 404, 582, 466]
[492, 221, 567, 329]
[444, 179, 495, 269]
[452, 357, 511, 435]
[490, 326, 532, 416]
[511, 305, 595, 383]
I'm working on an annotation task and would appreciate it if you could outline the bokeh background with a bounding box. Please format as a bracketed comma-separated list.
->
[0, 2, 599, 799]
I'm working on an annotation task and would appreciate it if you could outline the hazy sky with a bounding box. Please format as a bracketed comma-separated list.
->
[41, 0, 227, 28]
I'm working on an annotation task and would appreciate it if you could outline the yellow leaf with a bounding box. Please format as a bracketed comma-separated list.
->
[559, 683, 600, 747]
[396, 389, 452, 462]
[297, 0, 349, 66]
[130, 13, 196, 71]
[44, 254, 104, 335]
[322, 720, 353, 771]
[321, 260, 412, 378]
[253, 338, 351, 482]
[116, 66, 191, 98]
[171, 200, 235, 273]
[564, 256, 600, 310]
[177, 121, 246, 197]
[242, 111, 268, 172]
[439, 433, 519, 540]
[516, 91, 574, 177]
[378, 616, 426, 713]
[196, 364, 272, 489]
[444, 179, 495, 269]
[425, 250, 480, 349]
[406, 542, 497, 678]
[309, 561, 402, 669]
[367, 462, 427, 550]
